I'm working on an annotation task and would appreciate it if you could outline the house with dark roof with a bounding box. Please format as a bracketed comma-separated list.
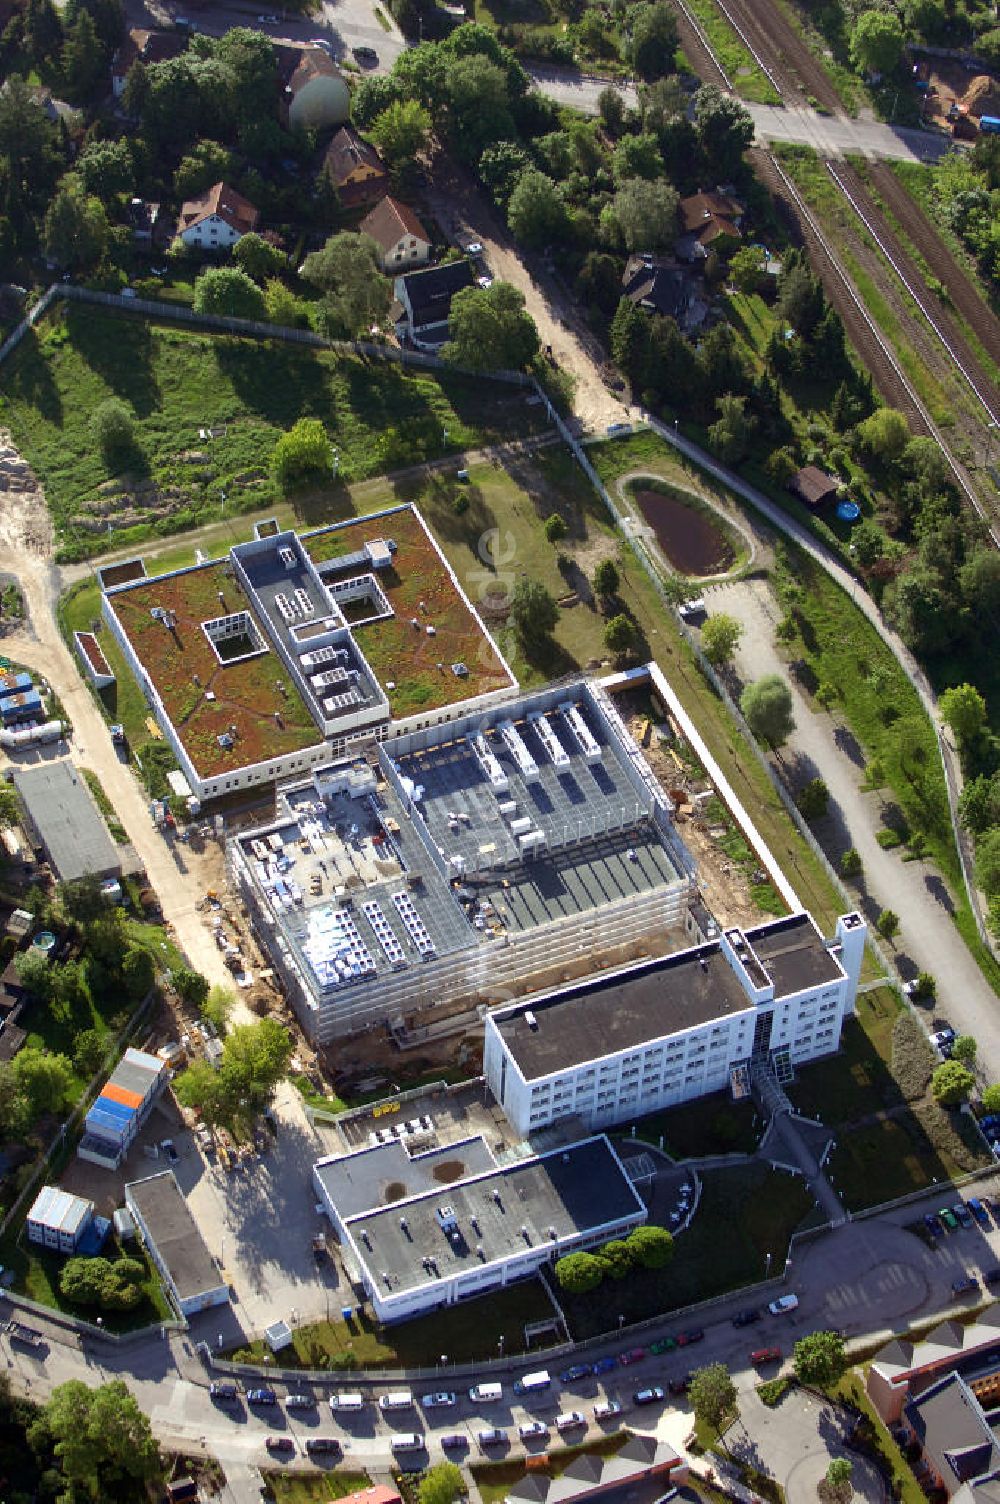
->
[621, 255, 707, 333]
[322, 126, 388, 208]
[112, 28, 185, 97]
[394, 260, 474, 349]
[868, 1308, 1000, 1426]
[360, 197, 432, 272]
[275, 43, 350, 132]
[176, 182, 259, 251]
[676, 190, 743, 262]
[905, 1371, 1000, 1497]
[788, 465, 839, 509]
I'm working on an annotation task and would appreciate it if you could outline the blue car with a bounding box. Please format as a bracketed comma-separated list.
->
[969, 1197, 991, 1229]
[247, 1387, 277, 1406]
[954, 1203, 975, 1229]
[923, 1213, 942, 1237]
[590, 1357, 617, 1376]
[559, 1365, 592, 1384]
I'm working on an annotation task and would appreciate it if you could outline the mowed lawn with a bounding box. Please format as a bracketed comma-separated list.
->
[2, 303, 545, 557]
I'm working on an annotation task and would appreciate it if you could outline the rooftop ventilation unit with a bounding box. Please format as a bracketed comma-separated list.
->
[525, 1011, 538, 1032]
[435, 1205, 458, 1233]
[279, 547, 296, 569]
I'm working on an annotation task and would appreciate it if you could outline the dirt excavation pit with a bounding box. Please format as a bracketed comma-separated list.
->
[632, 487, 735, 576]
[432, 1160, 466, 1183]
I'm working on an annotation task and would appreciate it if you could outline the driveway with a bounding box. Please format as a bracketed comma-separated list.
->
[703, 576, 1000, 1070]
[733, 1385, 886, 1504]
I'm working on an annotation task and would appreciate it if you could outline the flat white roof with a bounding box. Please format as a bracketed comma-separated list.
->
[27, 1185, 92, 1236]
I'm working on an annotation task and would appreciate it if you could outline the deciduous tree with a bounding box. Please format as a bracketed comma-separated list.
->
[940, 683, 987, 746]
[626, 1, 678, 79]
[231, 231, 285, 283]
[593, 558, 620, 603]
[693, 85, 753, 179]
[741, 675, 795, 749]
[506, 168, 568, 249]
[369, 98, 432, 165]
[509, 578, 558, 655]
[876, 908, 900, 943]
[689, 1363, 738, 1445]
[300, 232, 390, 337]
[35, 1379, 162, 1498]
[604, 176, 678, 252]
[43, 181, 108, 271]
[792, 1330, 846, 1387]
[627, 1224, 673, 1268]
[445, 281, 540, 372]
[193, 266, 267, 321]
[418, 1462, 465, 1504]
[604, 614, 636, 657]
[271, 418, 334, 492]
[555, 1250, 605, 1292]
[170, 967, 209, 1011]
[850, 9, 903, 74]
[931, 1059, 975, 1106]
[700, 613, 743, 667]
[951, 1034, 977, 1064]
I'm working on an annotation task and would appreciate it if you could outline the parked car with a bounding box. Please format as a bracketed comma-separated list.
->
[285, 1394, 314, 1410]
[265, 1436, 294, 1454]
[650, 1336, 677, 1354]
[559, 1365, 592, 1383]
[593, 1399, 623, 1421]
[304, 1438, 341, 1456]
[556, 1411, 586, 1433]
[618, 1348, 646, 1366]
[210, 1382, 239, 1404]
[352, 44, 378, 63]
[247, 1388, 277, 1406]
[930, 1026, 956, 1057]
[751, 1347, 782, 1366]
[952, 1274, 980, 1295]
[768, 1295, 799, 1315]
[519, 1421, 549, 1442]
[954, 1203, 975, 1229]
[478, 1428, 507, 1449]
[969, 1198, 991, 1229]
[462, 240, 485, 257]
[590, 1357, 617, 1376]
[441, 1434, 468, 1451]
[422, 1393, 457, 1408]
[983, 1268, 1000, 1284]
[732, 1308, 761, 1327]
[923, 1213, 943, 1237]
[677, 1329, 704, 1346]
[939, 1207, 960, 1231]
[633, 1386, 666, 1406]
[668, 1375, 692, 1396]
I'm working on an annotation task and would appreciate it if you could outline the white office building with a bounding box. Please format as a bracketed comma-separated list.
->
[313, 1132, 646, 1323]
[484, 911, 867, 1139]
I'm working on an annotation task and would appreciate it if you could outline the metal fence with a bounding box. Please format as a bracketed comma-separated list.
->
[33, 284, 532, 388]
[2, 1287, 186, 1344]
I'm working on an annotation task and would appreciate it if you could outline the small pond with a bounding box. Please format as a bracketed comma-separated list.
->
[633, 486, 736, 577]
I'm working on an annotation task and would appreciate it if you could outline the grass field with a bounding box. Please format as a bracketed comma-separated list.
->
[789, 985, 990, 1210]
[560, 1162, 815, 1337]
[229, 1277, 558, 1369]
[0, 303, 545, 559]
[626, 1089, 763, 1159]
[0, 1232, 173, 1332]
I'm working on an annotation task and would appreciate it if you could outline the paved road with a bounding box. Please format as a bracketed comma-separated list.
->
[5, 1170, 1000, 1490]
[527, 69, 954, 163]
[704, 576, 1000, 1067]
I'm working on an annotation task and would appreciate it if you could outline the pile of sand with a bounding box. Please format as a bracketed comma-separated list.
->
[964, 74, 1000, 118]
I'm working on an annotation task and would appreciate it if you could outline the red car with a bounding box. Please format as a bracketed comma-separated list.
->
[676, 1329, 705, 1347]
[750, 1347, 782, 1366]
[618, 1348, 646, 1366]
[265, 1436, 295, 1455]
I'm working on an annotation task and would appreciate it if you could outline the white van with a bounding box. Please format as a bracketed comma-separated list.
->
[469, 1382, 503, 1404]
[329, 1392, 365, 1412]
[391, 1433, 424, 1453]
[379, 1389, 415, 1411]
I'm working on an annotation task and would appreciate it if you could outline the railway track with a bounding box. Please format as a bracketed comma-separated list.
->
[711, 0, 843, 113]
[752, 151, 929, 433]
[756, 150, 999, 543]
[827, 160, 1000, 428]
[865, 161, 1000, 374]
[669, 0, 732, 91]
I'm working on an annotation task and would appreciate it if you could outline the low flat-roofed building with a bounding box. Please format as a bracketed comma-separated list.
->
[10, 761, 133, 885]
[125, 1171, 229, 1317]
[313, 1132, 645, 1323]
[484, 910, 866, 1138]
[78, 1047, 166, 1170]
